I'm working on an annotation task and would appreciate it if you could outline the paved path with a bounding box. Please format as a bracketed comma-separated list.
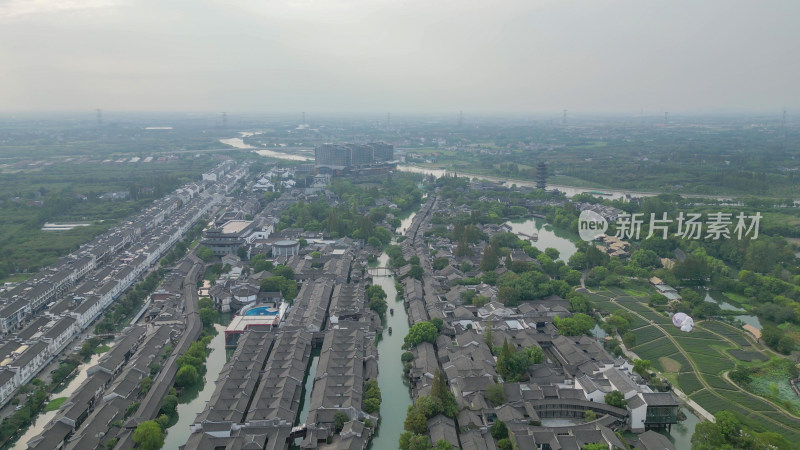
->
[595, 290, 800, 434]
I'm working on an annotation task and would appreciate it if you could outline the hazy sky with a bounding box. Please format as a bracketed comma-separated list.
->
[0, 0, 798, 114]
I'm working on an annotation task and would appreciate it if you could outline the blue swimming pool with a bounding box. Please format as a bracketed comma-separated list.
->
[244, 306, 279, 316]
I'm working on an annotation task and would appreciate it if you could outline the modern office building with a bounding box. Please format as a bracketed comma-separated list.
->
[314, 143, 394, 168]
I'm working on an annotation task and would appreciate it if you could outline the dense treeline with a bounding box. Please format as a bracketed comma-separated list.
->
[278, 174, 423, 245]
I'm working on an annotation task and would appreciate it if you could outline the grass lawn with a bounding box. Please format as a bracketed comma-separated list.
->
[93, 345, 111, 354]
[44, 397, 67, 412]
[722, 291, 751, 308]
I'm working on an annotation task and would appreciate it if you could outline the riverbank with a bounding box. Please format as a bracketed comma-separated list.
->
[162, 324, 227, 449]
[367, 226, 416, 449]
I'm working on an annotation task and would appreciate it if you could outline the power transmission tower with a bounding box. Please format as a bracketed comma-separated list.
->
[783, 108, 787, 140]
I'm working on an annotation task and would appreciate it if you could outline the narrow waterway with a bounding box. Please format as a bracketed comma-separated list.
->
[294, 347, 321, 446]
[663, 406, 701, 449]
[14, 350, 109, 449]
[368, 249, 414, 449]
[162, 324, 226, 449]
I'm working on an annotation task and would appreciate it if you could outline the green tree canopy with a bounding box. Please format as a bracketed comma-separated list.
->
[403, 321, 438, 349]
[133, 420, 164, 450]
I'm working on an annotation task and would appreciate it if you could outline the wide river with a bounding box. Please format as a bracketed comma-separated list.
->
[239, 140, 737, 201]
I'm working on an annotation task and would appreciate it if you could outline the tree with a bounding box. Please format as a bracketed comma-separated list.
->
[648, 293, 668, 307]
[133, 420, 164, 450]
[364, 397, 380, 413]
[409, 264, 424, 280]
[778, 335, 795, 354]
[199, 307, 218, 327]
[155, 414, 169, 430]
[604, 314, 630, 335]
[456, 238, 473, 257]
[472, 295, 489, 307]
[716, 411, 741, 442]
[435, 440, 453, 450]
[496, 339, 531, 382]
[196, 246, 215, 262]
[582, 444, 606, 450]
[140, 376, 153, 395]
[524, 345, 545, 364]
[403, 407, 428, 434]
[691, 420, 727, 449]
[272, 264, 295, 280]
[484, 322, 493, 346]
[630, 249, 661, 268]
[198, 297, 214, 309]
[622, 332, 636, 348]
[633, 359, 652, 378]
[480, 245, 499, 271]
[333, 411, 349, 432]
[260, 275, 298, 302]
[363, 379, 382, 413]
[404, 321, 438, 349]
[544, 247, 560, 260]
[175, 365, 199, 387]
[486, 383, 507, 405]
[160, 394, 178, 415]
[399, 432, 430, 450]
[497, 439, 513, 450]
[553, 313, 595, 336]
[584, 410, 597, 422]
[490, 420, 508, 440]
[605, 390, 626, 408]
[568, 294, 592, 313]
[431, 370, 458, 417]
[433, 257, 449, 270]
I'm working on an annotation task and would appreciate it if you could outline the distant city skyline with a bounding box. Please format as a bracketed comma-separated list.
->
[1, 0, 798, 113]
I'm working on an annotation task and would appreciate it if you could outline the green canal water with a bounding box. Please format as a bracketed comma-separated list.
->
[505, 217, 580, 262]
[367, 250, 414, 449]
[163, 324, 227, 449]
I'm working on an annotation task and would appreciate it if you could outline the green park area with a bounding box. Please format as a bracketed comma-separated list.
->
[586, 286, 800, 441]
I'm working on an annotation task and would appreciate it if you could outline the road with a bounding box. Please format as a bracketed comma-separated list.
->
[132, 255, 203, 419]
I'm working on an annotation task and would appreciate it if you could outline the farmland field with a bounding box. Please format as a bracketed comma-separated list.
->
[588, 286, 800, 440]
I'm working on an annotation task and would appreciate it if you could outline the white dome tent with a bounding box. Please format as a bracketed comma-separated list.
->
[672, 312, 694, 332]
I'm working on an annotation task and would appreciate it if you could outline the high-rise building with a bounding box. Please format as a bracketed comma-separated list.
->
[314, 142, 394, 168]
